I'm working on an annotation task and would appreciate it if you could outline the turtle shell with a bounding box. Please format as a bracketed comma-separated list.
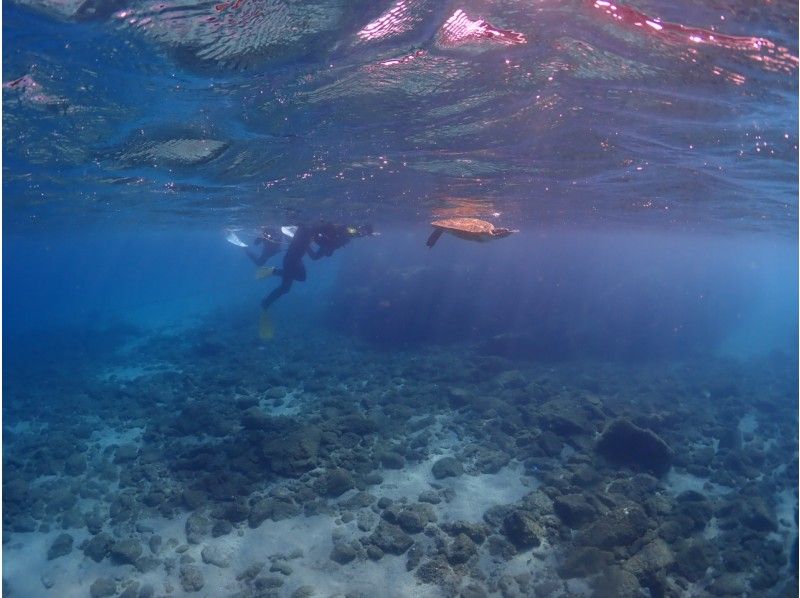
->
[430, 218, 496, 235]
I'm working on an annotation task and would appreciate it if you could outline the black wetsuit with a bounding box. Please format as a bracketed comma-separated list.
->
[245, 229, 282, 266]
[309, 223, 352, 260]
[260, 224, 352, 310]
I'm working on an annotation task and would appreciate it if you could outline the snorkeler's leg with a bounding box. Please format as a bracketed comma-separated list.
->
[261, 278, 293, 311]
[245, 247, 267, 266]
[245, 239, 268, 265]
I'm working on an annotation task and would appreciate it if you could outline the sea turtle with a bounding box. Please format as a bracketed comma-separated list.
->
[426, 218, 517, 248]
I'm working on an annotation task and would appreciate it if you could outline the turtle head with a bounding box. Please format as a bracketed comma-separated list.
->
[491, 227, 517, 239]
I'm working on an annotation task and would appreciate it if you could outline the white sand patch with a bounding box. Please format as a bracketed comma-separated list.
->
[378, 458, 536, 524]
[738, 413, 758, 435]
[702, 517, 721, 540]
[477, 539, 590, 597]
[2, 511, 438, 598]
[145, 511, 440, 597]
[665, 471, 732, 497]
[4, 420, 46, 435]
[3, 529, 105, 598]
[770, 487, 798, 571]
[90, 425, 144, 450]
[260, 390, 304, 417]
[99, 362, 181, 382]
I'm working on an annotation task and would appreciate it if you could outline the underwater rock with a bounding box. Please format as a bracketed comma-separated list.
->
[241, 406, 272, 431]
[248, 499, 274, 528]
[211, 519, 232, 537]
[460, 583, 489, 598]
[416, 556, 452, 584]
[340, 491, 376, 509]
[397, 508, 431, 534]
[496, 370, 527, 390]
[64, 452, 87, 476]
[472, 448, 511, 474]
[366, 545, 384, 560]
[179, 564, 205, 592]
[716, 426, 742, 453]
[673, 538, 715, 581]
[577, 505, 649, 549]
[673, 494, 713, 531]
[447, 533, 477, 565]
[624, 538, 674, 578]
[596, 419, 673, 476]
[262, 427, 321, 476]
[535, 431, 564, 457]
[182, 489, 206, 510]
[418, 490, 442, 504]
[369, 521, 414, 555]
[379, 451, 406, 470]
[502, 510, 543, 550]
[11, 516, 38, 533]
[383, 503, 436, 534]
[83, 532, 113, 562]
[441, 521, 489, 545]
[89, 578, 117, 598]
[553, 494, 597, 527]
[185, 512, 210, 544]
[329, 543, 357, 565]
[47, 533, 74, 560]
[291, 586, 316, 598]
[557, 546, 615, 578]
[134, 555, 160, 573]
[539, 400, 592, 436]
[432, 457, 463, 479]
[590, 567, 642, 597]
[406, 542, 424, 571]
[118, 583, 140, 598]
[336, 414, 378, 436]
[220, 497, 250, 524]
[40, 573, 55, 589]
[109, 538, 143, 565]
[148, 535, 162, 554]
[316, 468, 355, 498]
[709, 573, 746, 595]
[201, 544, 232, 568]
[270, 561, 293, 575]
[568, 463, 601, 487]
[254, 576, 284, 590]
[114, 444, 139, 463]
[741, 497, 778, 532]
[236, 562, 265, 581]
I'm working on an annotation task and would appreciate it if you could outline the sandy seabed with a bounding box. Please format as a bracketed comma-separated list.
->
[3, 315, 798, 597]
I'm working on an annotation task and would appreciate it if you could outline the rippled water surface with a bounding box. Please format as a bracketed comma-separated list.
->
[4, 0, 798, 230]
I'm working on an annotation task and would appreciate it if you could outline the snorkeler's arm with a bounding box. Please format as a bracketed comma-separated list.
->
[307, 246, 325, 260]
[245, 239, 272, 265]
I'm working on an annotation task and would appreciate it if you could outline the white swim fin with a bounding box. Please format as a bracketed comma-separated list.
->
[225, 229, 248, 247]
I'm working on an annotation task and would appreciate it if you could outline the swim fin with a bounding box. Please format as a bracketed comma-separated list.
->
[259, 310, 274, 340]
[225, 229, 248, 247]
[255, 266, 276, 280]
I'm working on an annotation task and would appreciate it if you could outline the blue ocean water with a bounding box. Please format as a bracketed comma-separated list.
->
[3, 0, 798, 596]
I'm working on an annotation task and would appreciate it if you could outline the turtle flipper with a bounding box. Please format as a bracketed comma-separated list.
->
[426, 228, 444, 248]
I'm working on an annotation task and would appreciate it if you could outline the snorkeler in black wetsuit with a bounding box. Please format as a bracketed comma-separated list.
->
[260, 223, 373, 311]
[245, 227, 283, 266]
